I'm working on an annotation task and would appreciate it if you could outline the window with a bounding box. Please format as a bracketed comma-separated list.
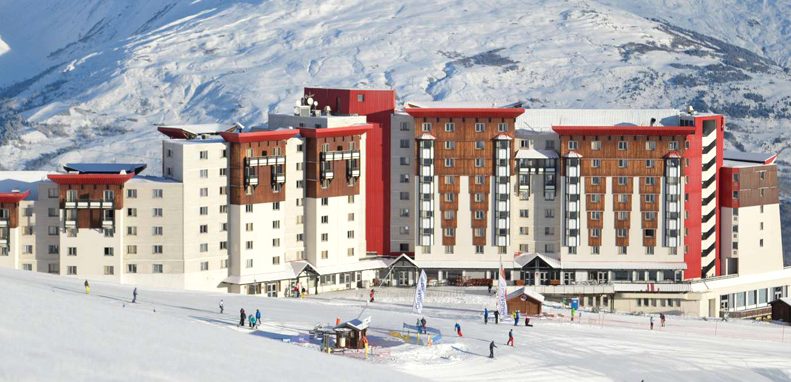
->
[444, 246, 454, 254]
[199, 206, 208, 215]
[545, 209, 554, 218]
[272, 238, 280, 247]
[618, 246, 627, 255]
[474, 193, 484, 202]
[474, 210, 485, 220]
[321, 198, 329, 206]
[321, 216, 329, 224]
[645, 177, 656, 186]
[400, 192, 410, 201]
[669, 141, 679, 150]
[443, 210, 456, 220]
[220, 186, 227, 195]
[321, 233, 329, 242]
[421, 122, 432, 131]
[200, 261, 209, 271]
[475, 123, 485, 132]
[444, 158, 455, 168]
[400, 157, 410, 166]
[443, 228, 455, 237]
[321, 251, 329, 260]
[200, 188, 208, 197]
[591, 194, 601, 203]
[199, 150, 208, 159]
[199, 169, 208, 178]
[357, 94, 364, 102]
[645, 194, 656, 203]
[519, 209, 529, 218]
[67, 266, 77, 275]
[49, 245, 59, 255]
[400, 174, 409, 183]
[296, 233, 304, 242]
[645, 141, 656, 151]
[23, 245, 33, 254]
[273, 202, 280, 211]
[246, 241, 254, 250]
[272, 220, 280, 229]
[445, 193, 455, 202]
[127, 245, 137, 255]
[645, 160, 654, 169]
[591, 228, 601, 238]
[617, 211, 628, 220]
[102, 247, 113, 257]
[475, 245, 484, 254]
[48, 226, 59, 236]
[475, 175, 485, 185]
[617, 176, 628, 186]
[153, 264, 164, 273]
[153, 245, 163, 254]
[644, 229, 655, 238]
[400, 139, 410, 149]
[591, 177, 601, 185]
[152, 226, 163, 236]
[48, 188, 59, 198]
[618, 159, 627, 168]
[475, 141, 485, 150]
[48, 208, 58, 217]
[128, 208, 137, 217]
[152, 208, 163, 217]
[474, 158, 484, 168]
[474, 228, 485, 237]
[444, 122, 455, 132]
[568, 140, 578, 150]
[68, 247, 77, 256]
[127, 189, 138, 198]
[347, 230, 355, 239]
[127, 264, 137, 274]
[245, 223, 254, 232]
[591, 159, 601, 168]
[544, 227, 555, 236]
[444, 141, 455, 150]
[616, 228, 628, 238]
[497, 122, 508, 132]
[348, 195, 355, 203]
[618, 141, 628, 150]
[591, 141, 601, 150]
[153, 189, 163, 198]
[590, 211, 601, 220]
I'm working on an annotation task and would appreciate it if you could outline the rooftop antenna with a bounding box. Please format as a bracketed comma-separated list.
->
[650, 117, 656, 127]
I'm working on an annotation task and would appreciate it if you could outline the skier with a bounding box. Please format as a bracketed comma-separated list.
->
[506, 329, 514, 347]
[649, 316, 654, 330]
[420, 317, 427, 334]
[513, 310, 520, 326]
[416, 318, 422, 333]
[493, 310, 500, 324]
[489, 341, 497, 358]
[483, 308, 489, 325]
[660, 313, 666, 328]
[487, 284, 492, 295]
[369, 289, 375, 303]
[248, 313, 256, 329]
[454, 322, 462, 337]
[255, 309, 261, 328]
[132, 287, 138, 303]
[336, 316, 341, 326]
[219, 299, 224, 314]
[84, 280, 90, 295]
[239, 308, 246, 327]
[525, 317, 532, 327]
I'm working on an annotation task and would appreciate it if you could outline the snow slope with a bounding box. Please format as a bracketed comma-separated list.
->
[2, 268, 790, 381]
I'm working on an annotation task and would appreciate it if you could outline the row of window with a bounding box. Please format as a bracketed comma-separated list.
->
[568, 139, 681, 151]
[419, 122, 509, 133]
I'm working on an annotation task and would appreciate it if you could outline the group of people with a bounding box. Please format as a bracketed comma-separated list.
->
[239, 308, 262, 329]
[649, 313, 667, 330]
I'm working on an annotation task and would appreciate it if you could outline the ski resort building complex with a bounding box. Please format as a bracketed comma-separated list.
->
[0, 87, 789, 318]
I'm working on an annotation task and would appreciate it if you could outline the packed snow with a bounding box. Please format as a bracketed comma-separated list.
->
[2, 268, 790, 381]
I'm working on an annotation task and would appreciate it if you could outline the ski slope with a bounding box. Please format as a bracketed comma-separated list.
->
[1, 268, 790, 381]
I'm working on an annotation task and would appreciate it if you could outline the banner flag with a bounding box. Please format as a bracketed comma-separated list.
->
[413, 270, 427, 313]
[496, 260, 508, 316]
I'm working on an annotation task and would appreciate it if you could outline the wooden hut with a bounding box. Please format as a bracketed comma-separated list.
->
[506, 287, 545, 316]
[334, 317, 370, 349]
[770, 298, 791, 323]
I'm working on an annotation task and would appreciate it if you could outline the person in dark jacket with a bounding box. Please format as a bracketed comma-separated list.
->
[132, 287, 138, 303]
[454, 322, 462, 337]
[420, 317, 427, 334]
[525, 317, 532, 327]
[240, 308, 246, 327]
[483, 308, 489, 324]
[219, 299, 224, 314]
[489, 341, 497, 358]
[369, 289, 375, 303]
[506, 329, 514, 347]
[513, 311, 520, 326]
[493, 310, 499, 324]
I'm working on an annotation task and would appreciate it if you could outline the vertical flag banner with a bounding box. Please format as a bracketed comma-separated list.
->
[496, 260, 508, 316]
[413, 269, 427, 313]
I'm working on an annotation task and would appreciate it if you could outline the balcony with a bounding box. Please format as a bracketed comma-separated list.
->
[272, 173, 285, 184]
[321, 170, 335, 180]
[64, 200, 114, 209]
[246, 175, 259, 186]
[102, 220, 114, 228]
[246, 156, 285, 167]
[0, 219, 7, 227]
[320, 150, 360, 162]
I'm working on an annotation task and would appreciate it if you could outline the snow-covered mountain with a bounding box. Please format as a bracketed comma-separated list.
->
[1, 0, 789, 259]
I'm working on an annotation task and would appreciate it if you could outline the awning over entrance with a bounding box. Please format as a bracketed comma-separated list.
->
[514, 253, 561, 269]
[222, 260, 319, 285]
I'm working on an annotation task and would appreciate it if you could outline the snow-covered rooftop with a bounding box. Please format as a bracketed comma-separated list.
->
[404, 101, 522, 109]
[518, 109, 682, 132]
[723, 150, 777, 166]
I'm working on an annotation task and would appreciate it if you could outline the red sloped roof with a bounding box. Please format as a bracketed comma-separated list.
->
[552, 126, 695, 136]
[298, 124, 373, 138]
[220, 129, 299, 143]
[0, 190, 31, 203]
[47, 173, 135, 185]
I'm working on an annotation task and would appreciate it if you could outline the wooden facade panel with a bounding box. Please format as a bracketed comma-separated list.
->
[588, 235, 602, 247]
[586, 195, 604, 211]
[616, 236, 630, 247]
[585, 178, 606, 194]
[305, 135, 361, 198]
[612, 195, 632, 211]
[58, 184, 124, 210]
[560, 135, 686, 159]
[0, 202, 20, 228]
[587, 215, 603, 229]
[614, 218, 631, 229]
[229, 141, 289, 205]
[643, 236, 657, 247]
[611, 178, 634, 194]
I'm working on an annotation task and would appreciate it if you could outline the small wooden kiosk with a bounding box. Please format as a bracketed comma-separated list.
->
[334, 317, 370, 349]
[506, 287, 545, 316]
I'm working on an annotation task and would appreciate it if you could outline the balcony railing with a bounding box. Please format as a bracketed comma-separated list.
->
[64, 200, 114, 209]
